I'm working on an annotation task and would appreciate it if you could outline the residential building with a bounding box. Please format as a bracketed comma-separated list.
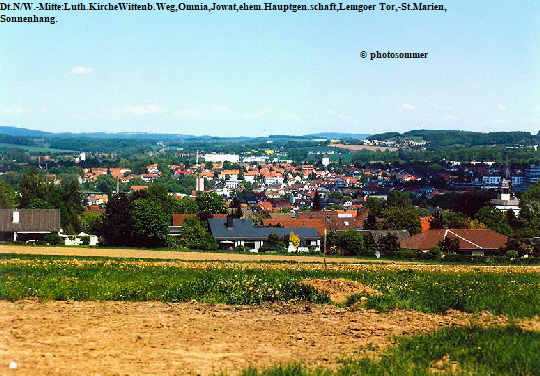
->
[400, 229, 508, 256]
[208, 217, 320, 252]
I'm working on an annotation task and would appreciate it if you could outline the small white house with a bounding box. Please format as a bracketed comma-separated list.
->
[60, 231, 99, 246]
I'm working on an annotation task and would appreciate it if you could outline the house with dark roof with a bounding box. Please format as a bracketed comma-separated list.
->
[400, 229, 508, 256]
[208, 217, 321, 252]
[0, 209, 61, 242]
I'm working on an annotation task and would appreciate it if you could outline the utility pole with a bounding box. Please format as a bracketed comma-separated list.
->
[323, 228, 327, 270]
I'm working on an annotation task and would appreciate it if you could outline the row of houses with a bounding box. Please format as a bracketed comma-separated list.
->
[169, 210, 510, 255]
[0, 208, 511, 255]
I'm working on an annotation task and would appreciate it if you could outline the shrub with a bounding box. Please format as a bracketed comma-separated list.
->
[307, 245, 319, 254]
[378, 233, 400, 252]
[359, 249, 376, 257]
[166, 236, 183, 249]
[44, 233, 62, 245]
[439, 237, 460, 254]
[428, 247, 442, 259]
[383, 249, 416, 259]
[505, 250, 519, 258]
[234, 246, 250, 252]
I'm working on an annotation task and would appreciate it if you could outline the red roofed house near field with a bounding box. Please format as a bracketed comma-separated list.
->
[400, 229, 508, 256]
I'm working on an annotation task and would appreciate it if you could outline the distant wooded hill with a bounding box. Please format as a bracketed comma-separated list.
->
[367, 130, 539, 147]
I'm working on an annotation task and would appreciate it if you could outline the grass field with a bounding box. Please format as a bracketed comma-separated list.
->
[0, 142, 76, 153]
[1, 253, 539, 375]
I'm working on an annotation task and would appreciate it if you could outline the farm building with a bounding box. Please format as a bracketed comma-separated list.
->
[0, 209, 61, 242]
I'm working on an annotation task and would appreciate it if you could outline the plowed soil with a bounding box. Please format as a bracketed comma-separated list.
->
[1, 300, 510, 375]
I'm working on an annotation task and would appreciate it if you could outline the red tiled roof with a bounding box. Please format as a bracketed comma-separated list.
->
[400, 229, 508, 250]
[262, 218, 326, 236]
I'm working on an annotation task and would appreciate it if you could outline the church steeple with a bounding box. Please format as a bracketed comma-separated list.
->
[498, 154, 512, 201]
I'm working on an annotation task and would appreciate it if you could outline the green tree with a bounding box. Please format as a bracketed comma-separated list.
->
[230, 197, 243, 218]
[475, 206, 512, 236]
[101, 193, 134, 246]
[336, 230, 364, 256]
[438, 237, 460, 254]
[312, 191, 322, 211]
[518, 181, 540, 237]
[56, 180, 84, 234]
[378, 233, 400, 252]
[95, 174, 118, 195]
[179, 217, 218, 251]
[429, 210, 444, 229]
[131, 198, 170, 247]
[196, 192, 228, 214]
[262, 232, 286, 252]
[363, 231, 377, 250]
[386, 191, 413, 208]
[441, 210, 468, 229]
[171, 197, 198, 214]
[19, 170, 49, 208]
[0, 181, 18, 208]
[81, 211, 103, 234]
[380, 206, 421, 235]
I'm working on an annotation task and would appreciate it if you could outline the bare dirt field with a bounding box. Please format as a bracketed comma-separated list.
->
[329, 144, 398, 152]
[0, 245, 409, 264]
[1, 300, 511, 375]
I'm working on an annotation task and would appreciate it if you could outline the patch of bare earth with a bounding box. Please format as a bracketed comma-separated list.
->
[300, 278, 383, 304]
[0, 300, 511, 375]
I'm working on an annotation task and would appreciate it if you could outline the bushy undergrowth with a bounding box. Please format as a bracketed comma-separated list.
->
[243, 325, 540, 375]
[1, 257, 539, 317]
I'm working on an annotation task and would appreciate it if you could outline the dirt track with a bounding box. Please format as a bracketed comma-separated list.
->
[0, 245, 409, 264]
[0, 300, 510, 375]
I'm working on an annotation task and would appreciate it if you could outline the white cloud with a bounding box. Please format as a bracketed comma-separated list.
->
[399, 103, 415, 111]
[0, 107, 48, 116]
[326, 110, 335, 116]
[282, 111, 301, 121]
[1, 107, 27, 115]
[432, 104, 454, 110]
[124, 105, 162, 115]
[174, 106, 268, 120]
[440, 114, 459, 122]
[337, 114, 354, 122]
[213, 106, 230, 112]
[175, 108, 206, 117]
[104, 105, 162, 115]
[497, 104, 507, 111]
[488, 119, 507, 124]
[241, 109, 268, 119]
[71, 66, 94, 75]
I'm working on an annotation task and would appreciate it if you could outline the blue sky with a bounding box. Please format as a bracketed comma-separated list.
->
[1, 1, 539, 136]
